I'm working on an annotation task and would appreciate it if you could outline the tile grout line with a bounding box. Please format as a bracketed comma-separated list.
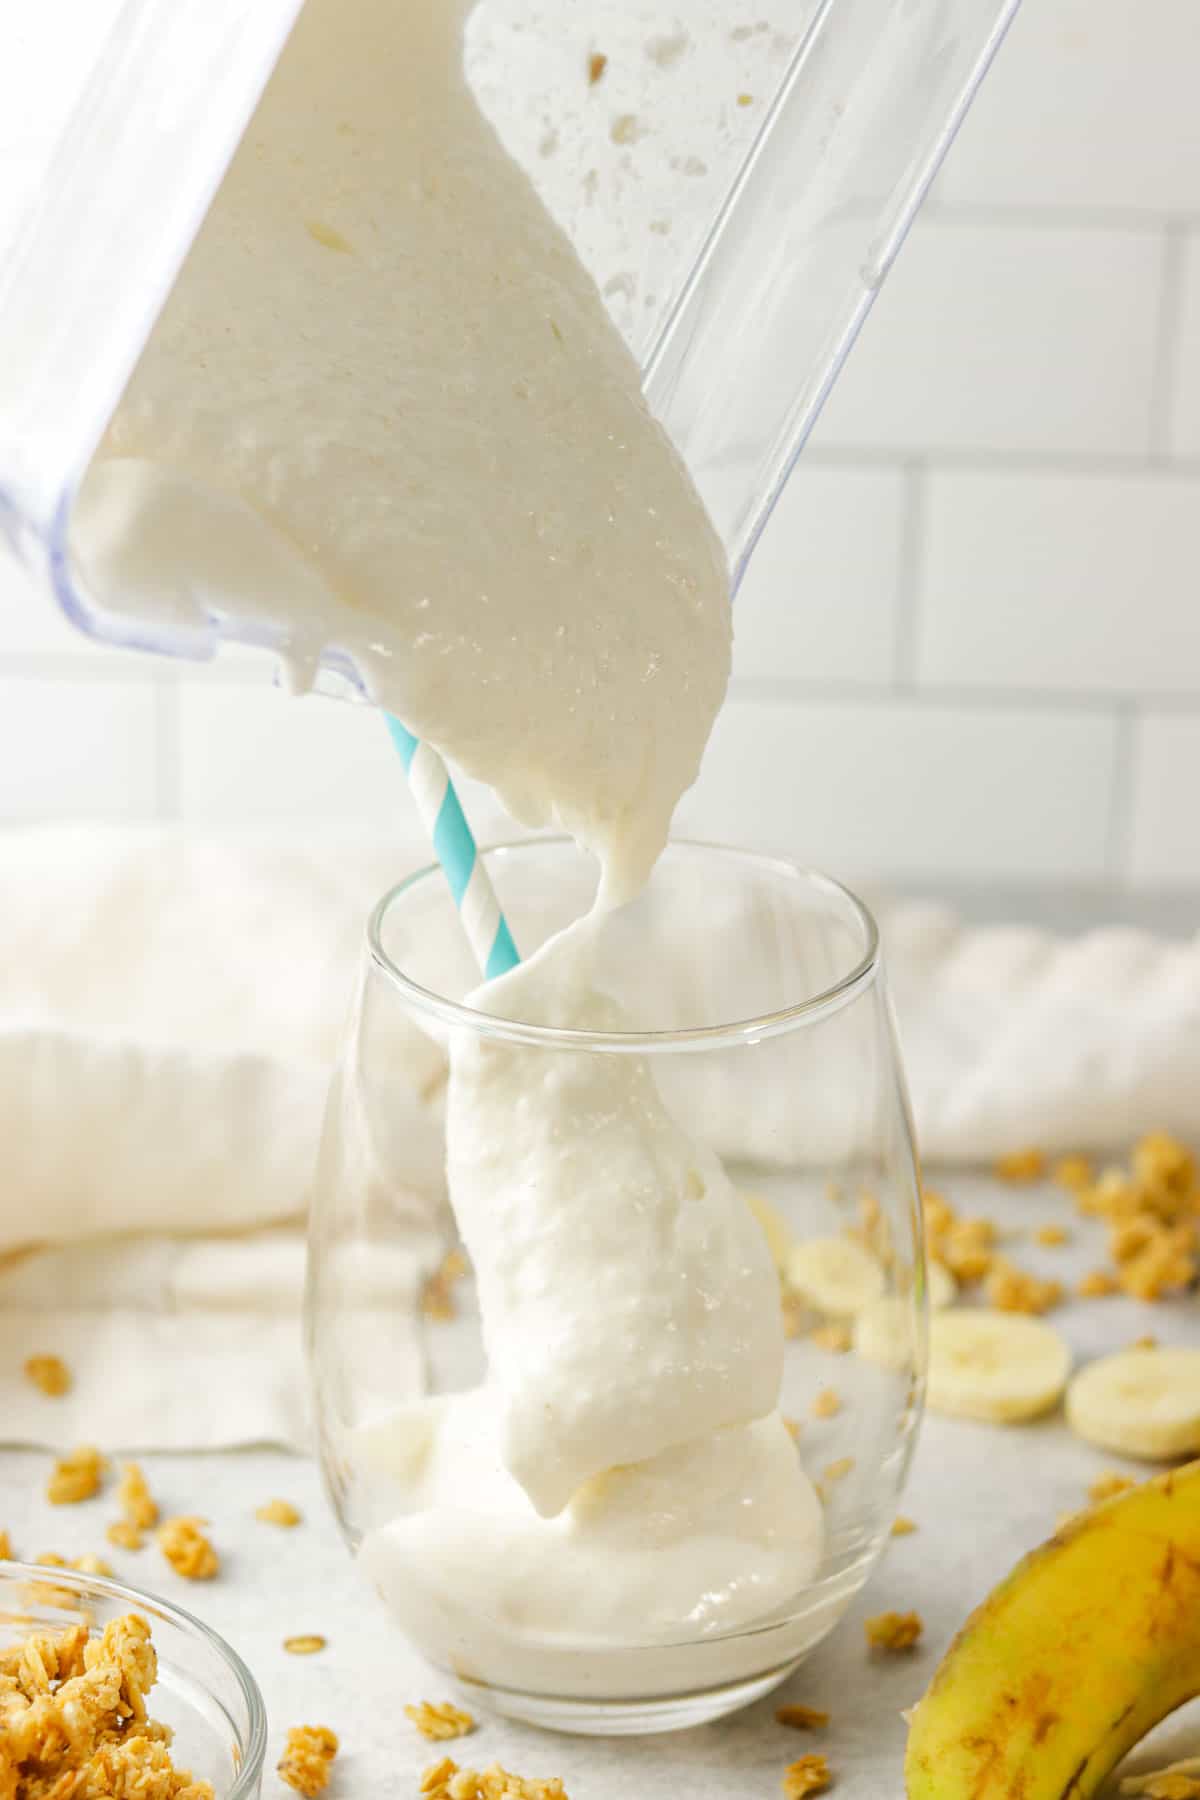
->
[800, 444, 1200, 478]
[724, 677, 1200, 718]
[931, 200, 1200, 236]
[1104, 703, 1140, 885]
[891, 460, 926, 688]
[1146, 220, 1189, 461]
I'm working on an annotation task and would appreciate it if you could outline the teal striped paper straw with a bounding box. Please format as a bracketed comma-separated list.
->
[384, 715, 520, 981]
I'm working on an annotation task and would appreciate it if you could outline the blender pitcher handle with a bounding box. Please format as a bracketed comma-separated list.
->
[642, 0, 1021, 590]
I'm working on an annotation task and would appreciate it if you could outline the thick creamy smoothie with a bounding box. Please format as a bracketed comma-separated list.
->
[73, 0, 729, 906]
[78, 0, 823, 1674]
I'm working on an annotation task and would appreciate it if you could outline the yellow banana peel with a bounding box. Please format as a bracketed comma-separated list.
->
[905, 1460, 1200, 1798]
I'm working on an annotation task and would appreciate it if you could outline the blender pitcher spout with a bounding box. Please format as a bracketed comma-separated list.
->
[643, 0, 1021, 591]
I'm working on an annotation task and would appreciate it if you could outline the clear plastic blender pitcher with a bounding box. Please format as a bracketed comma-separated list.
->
[0, 0, 1017, 679]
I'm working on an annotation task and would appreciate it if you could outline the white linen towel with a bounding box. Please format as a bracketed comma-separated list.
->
[0, 824, 1196, 1451]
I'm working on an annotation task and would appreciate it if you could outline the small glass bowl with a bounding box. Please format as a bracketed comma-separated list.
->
[0, 1561, 266, 1797]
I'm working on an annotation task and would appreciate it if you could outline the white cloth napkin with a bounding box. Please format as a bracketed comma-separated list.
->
[0, 824, 1196, 1452]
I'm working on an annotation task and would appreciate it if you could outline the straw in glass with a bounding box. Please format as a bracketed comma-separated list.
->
[383, 715, 520, 981]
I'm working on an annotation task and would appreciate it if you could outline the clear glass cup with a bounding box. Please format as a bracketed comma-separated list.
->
[306, 839, 926, 1735]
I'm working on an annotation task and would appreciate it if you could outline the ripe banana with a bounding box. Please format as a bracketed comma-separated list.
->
[905, 1461, 1200, 1799]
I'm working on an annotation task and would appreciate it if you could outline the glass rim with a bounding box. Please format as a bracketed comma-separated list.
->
[366, 837, 881, 1052]
[0, 1560, 268, 1798]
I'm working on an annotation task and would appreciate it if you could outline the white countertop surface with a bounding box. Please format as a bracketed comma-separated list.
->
[2, 1173, 1197, 1798]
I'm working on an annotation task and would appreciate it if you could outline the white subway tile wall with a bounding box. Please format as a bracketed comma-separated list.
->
[0, 0, 1197, 893]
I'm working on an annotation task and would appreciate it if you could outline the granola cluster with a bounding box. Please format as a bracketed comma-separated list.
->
[0, 1614, 213, 1799]
[782, 1753, 832, 1797]
[985, 1260, 1064, 1317]
[23, 1357, 72, 1398]
[809, 1323, 852, 1355]
[1063, 1133, 1198, 1301]
[255, 1499, 302, 1528]
[864, 1610, 923, 1652]
[776, 1704, 829, 1731]
[278, 1725, 339, 1796]
[156, 1519, 218, 1582]
[422, 1249, 470, 1323]
[419, 1761, 567, 1800]
[405, 1701, 476, 1742]
[922, 1194, 998, 1288]
[46, 1447, 105, 1507]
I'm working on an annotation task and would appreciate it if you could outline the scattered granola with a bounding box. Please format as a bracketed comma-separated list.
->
[23, 1354, 72, 1397]
[279, 1724, 339, 1796]
[810, 1323, 852, 1354]
[1118, 1225, 1196, 1301]
[994, 1148, 1046, 1184]
[284, 1635, 328, 1656]
[1052, 1154, 1094, 1192]
[782, 1752, 832, 1797]
[940, 1218, 997, 1285]
[865, 1610, 923, 1652]
[1133, 1131, 1197, 1196]
[736, 91, 754, 105]
[117, 1461, 159, 1532]
[985, 1260, 1063, 1316]
[1077, 1269, 1119, 1298]
[1088, 1472, 1136, 1505]
[0, 1529, 11, 1560]
[256, 1498, 302, 1527]
[71, 1553, 115, 1577]
[821, 1458, 854, 1486]
[419, 1759, 568, 1799]
[776, 1704, 829, 1730]
[405, 1700, 476, 1741]
[1065, 1134, 1200, 1300]
[923, 1193, 998, 1286]
[157, 1517, 219, 1581]
[422, 1248, 471, 1322]
[781, 1291, 808, 1340]
[47, 1445, 105, 1505]
[891, 1516, 917, 1537]
[107, 1519, 145, 1552]
[587, 51, 607, 84]
[811, 1388, 841, 1420]
[783, 1417, 803, 1442]
[0, 1613, 213, 1799]
[1132, 1335, 1159, 1350]
[1034, 1224, 1070, 1247]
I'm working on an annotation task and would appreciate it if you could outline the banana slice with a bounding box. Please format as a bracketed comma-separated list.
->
[928, 1310, 1071, 1423]
[1066, 1348, 1200, 1461]
[854, 1296, 918, 1372]
[927, 1258, 957, 1310]
[745, 1191, 793, 1276]
[787, 1236, 885, 1317]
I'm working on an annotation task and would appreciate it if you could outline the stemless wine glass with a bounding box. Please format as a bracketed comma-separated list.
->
[306, 839, 926, 1736]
